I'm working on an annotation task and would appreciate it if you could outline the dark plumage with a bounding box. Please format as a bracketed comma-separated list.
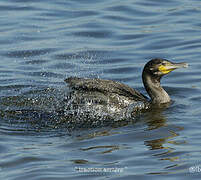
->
[65, 77, 148, 101]
[64, 58, 188, 115]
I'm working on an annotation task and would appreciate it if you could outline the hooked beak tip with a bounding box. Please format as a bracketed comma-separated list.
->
[182, 63, 188, 68]
[173, 62, 188, 69]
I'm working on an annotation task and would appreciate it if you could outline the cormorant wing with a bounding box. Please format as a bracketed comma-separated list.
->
[65, 77, 148, 101]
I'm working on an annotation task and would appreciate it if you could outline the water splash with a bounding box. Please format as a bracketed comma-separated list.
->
[59, 89, 150, 125]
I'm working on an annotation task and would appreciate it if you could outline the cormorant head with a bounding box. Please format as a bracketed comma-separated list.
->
[143, 58, 188, 78]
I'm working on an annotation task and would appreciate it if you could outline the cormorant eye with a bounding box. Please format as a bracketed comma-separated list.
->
[161, 62, 166, 66]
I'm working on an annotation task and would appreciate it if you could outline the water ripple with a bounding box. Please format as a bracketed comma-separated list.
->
[0, 0, 201, 179]
[4, 48, 56, 58]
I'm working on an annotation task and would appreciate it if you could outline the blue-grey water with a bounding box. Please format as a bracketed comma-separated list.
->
[0, 0, 201, 179]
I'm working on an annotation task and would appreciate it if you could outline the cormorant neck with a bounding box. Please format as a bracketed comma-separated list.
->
[142, 71, 170, 104]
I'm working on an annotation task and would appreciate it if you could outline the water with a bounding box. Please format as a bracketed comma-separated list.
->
[0, 0, 201, 179]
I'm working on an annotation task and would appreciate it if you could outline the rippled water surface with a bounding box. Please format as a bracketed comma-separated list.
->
[1, 0, 201, 179]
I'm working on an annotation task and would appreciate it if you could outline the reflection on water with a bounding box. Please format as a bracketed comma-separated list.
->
[0, 0, 201, 179]
[0, 81, 193, 178]
[0, 82, 195, 178]
[64, 106, 188, 177]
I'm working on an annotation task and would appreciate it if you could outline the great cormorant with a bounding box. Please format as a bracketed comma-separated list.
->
[64, 58, 188, 115]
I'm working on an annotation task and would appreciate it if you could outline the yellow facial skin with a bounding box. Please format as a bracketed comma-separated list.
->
[158, 63, 176, 74]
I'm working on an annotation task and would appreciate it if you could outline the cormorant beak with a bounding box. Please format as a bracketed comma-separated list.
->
[158, 62, 188, 74]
